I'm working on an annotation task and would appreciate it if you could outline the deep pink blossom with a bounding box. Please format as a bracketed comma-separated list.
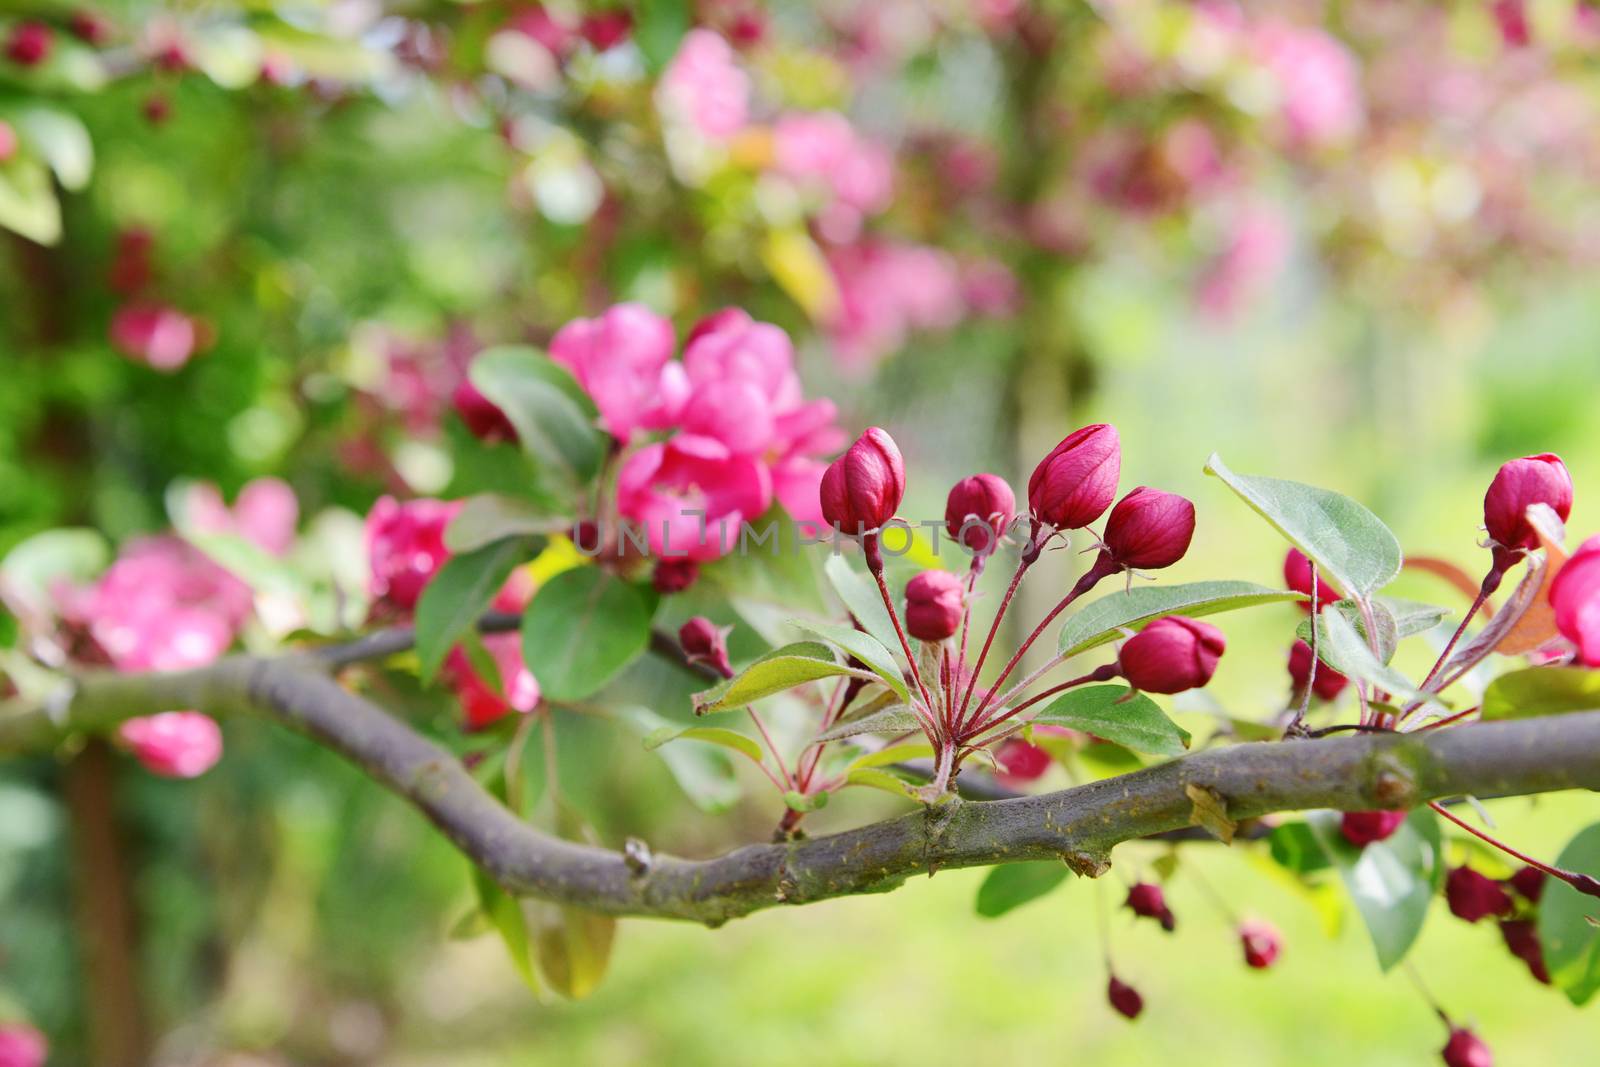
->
[1340, 809, 1406, 847]
[549, 303, 687, 441]
[1284, 547, 1342, 612]
[904, 570, 964, 642]
[1239, 919, 1283, 969]
[1028, 424, 1121, 532]
[120, 712, 223, 778]
[1441, 1028, 1493, 1067]
[617, 436, 772, 561]
[1118, 615, 1223, 693]
[1550, 533, 1600, 665]
[1102, 488, 1196, 570]
[1289, 639, 1349, 700]
[679, 616, 733, 677]
[110, 303, 203, 371]
[445, 634, 541, 730]
[819, 427, 904, 534]
[825, 242, 965, 369]
[1251, 21, 1363, 148]
[657, 29, 749, 139]
[365, 496, 464, 613]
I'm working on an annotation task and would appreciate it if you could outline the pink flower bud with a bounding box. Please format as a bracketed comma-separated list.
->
[119, 712, 223, 778]
[994, 737, 1052, 783]
[142, 94, 171, 125]
[1499, 919, 1551, 984]
[1446, 866, 1514, 923]
[1027, 424, 1120, 530]
[653, 558, 700, 594]
[1339, 809, 1406, 848]
[1284, 548, 1341, 612]
[1289, 639, 1348, 701]
[1239, 919, 1282, 969]
[1102, 487, 1195, 570]
[1118, 616, 1223, 694]
[1107, 976, 1143, 1020]
[1507, 865, 1547, 903]
[1441, 1028, 1493, 1067]
[904, 570, 964, 642]
[679, 616, 732, 678]
[945, 473, 1015, 556]
[819, 427, 905, 534]
[452, 378, 517, 443]
[1483, 453, 1572, 562]
[0, 1024, 47, 1067]
[6, 22, 52, 66]
[580, 9, 632, 51]
[1125, 882, 1176, 932]
[70, 10, 114, 46]
[1550, 534, 1600, 666]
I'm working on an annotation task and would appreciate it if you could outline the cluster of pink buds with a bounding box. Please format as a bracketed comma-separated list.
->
[1443, 863, 1551, 986]
[809, 421, 1204, 795]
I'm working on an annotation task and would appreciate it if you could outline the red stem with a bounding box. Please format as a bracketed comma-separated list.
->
[867, 544, 944, 744]
[1430, 801, 1600, 899]
[955, 552, 1034, 724]
[965, 663, 1120, 741]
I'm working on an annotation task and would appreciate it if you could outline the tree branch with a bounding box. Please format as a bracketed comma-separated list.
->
[4, 651, 1599, 926]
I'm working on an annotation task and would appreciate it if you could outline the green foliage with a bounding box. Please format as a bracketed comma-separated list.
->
[1307, 809, 1443, 971]
[1056, 580, 1303, 657]
[1482, 667, 1600, 720]
[975, 862, 1071, 918]
[521, 567, 653, 703]
[787, 618, 910, 703]
[469, 347, 605, 492]
[1537, 822, 1600, 1006]
[1025, 685, 1191, 757]
[415, 535, 542, 682]
[693, 642, 877, 714]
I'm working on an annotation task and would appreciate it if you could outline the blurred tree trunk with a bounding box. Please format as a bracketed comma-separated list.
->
[64, 741, 151, 1067]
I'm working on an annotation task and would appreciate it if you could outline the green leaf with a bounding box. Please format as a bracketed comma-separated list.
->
[14, 108, 92, 191]
[1056, 581, 1303, 658]
[634, 0, 690, 74]
[843, 767, 920, 800]
[470, 346, 605, 487]
[1377, 597, 1451, 639]
[788, 618, 909, 704]
[1025, 685, 1191, 757]
[445, 493, 570, 554]
[472, 868, 540, 994]
[782, 790, 829, 812]
[1298, 600, 1400, 666]
[623, 708, 741, 812]
[1319, 609, 1443, 709]
[1267, 821, 1332, 875]
[1308, 808, 1442, 970]
[522, 567, 652, 702]
[643, 723, 764, 764]
[525, 898, 616, 1000]
[416, 535, 541, 683]
[822, 554, 902, 656]
[0, 528, 109, 614]
[975, 862, 1071, 918]
[1482, 667, 1600, 720]
[847, 741, 935, 770]
[815, 704, 923, 742]
[1204, 454, 1403, 599]
[1537, 822, 1600, 1006]
[0, 158, 61, 245]
[693, 641, 876, 714]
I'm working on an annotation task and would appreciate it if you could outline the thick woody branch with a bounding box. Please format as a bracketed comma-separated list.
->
[3, 653, 1598, 926]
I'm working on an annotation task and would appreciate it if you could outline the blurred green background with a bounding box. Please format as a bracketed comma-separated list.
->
[4, 1, 1599, 1064]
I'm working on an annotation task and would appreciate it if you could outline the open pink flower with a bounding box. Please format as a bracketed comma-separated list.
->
[1551, 534, 1600, 665]
[120, 711, 224, 778]
[366, 496, 464, 613]
[185, 477, 300, 556]
[110, 303, 203, 371]
[657, 29, 749, 139]
[445, 634, 542, 730]
[549, 303, 687, 441]
[616, 436, 772, 560]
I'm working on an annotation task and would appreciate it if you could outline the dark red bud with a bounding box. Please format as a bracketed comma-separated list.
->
[653, 558, 700, 595]
[452, 378, 517, 443]
[143, 94, 171, 125]
[580, 9, 632, 50]
[904, 570, 964, 642]
[1289, 639, 1348, 701]
[945, 473, 1016, 556]
[1284, 548, 1341, 612]
[1339, 809, 1407, 848]
[994, 737, 1052, 783]
[1125, 882, 1176, 932]
[6, 22, 52, 66]
[1498, 919, 1551, 984]
[679, 616, 732, 678]
[70, 10, 113, 46]
[1446, 866, 1515, 923]
[1483, 453, 1571, 563]
[1507, 865, 1546, 904]
[1118, 616, 1223, 694]
[1101, 487, 1195, 570]
[819, 427, 905, 536]
[1238, 919, 1282, 969]
[1441, 1028, 1493, 1067]
[1027, 423, 1120, 531]
[1107, 976, 1144, 1020]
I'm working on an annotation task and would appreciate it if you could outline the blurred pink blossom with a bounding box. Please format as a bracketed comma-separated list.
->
[1251, 21, 1363, 148]
[0, 1023, 47, 1067]
[657, 29, 749, 139]
[110, 303, 203, 371]
[549, 302, 688, 441]
[185, 477, 300, 556]
[445, 633, 542, 729]
[119, 711, 224, 778]
[1196, 202, 1292, 320]
[771, 111, 895, 240]
[826, 242, 965, 369]
[365, 496, 464, 613]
